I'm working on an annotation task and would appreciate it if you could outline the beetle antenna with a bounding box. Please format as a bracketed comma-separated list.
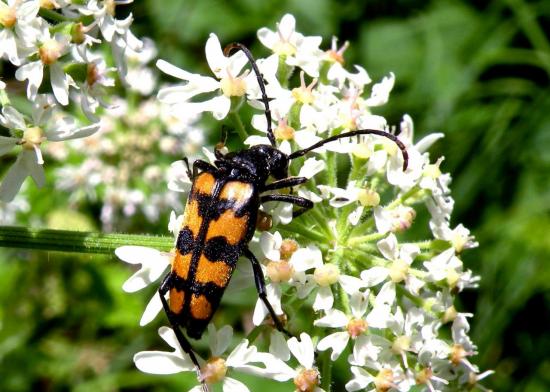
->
[288, 129, 409, 171]
[223, 42, 276, 147]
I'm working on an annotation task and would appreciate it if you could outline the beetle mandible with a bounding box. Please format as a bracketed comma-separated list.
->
[157, 42, 409, 391]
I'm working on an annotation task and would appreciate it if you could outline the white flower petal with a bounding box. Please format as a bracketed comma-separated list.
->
[15, 61, 43, 101]
[298, 157, 326, 179]
[289, 245, 323, 272]
[260, 231, 282, 260]
[223, 377, 250, 392]
[209, 324, 233, 357]
[269, 330, 290, 361]
[50, 63, 69, 105]
[140, 293, 163, 326]
[317, 332, 349, 361]
[313, 285, 334, 311]
[134, 350, 194, 374]
[339, 274, 366, 295]
[287, 332, 314, 369]
[314, 308, 348, 328]
[360, 267, 389, 287]
[377, 233, 398, 261]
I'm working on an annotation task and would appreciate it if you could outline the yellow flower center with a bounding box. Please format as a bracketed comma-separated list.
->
[220, 73, 247, 97]
[451, 232, 467, 253]
[87, 62, 100, 86]
[291, 72, 317, 105]
[266, 260, 294, 283]
[280, 238, 299, 259]
[442, 305, 458, 324]
[40, 0, 59, 10]
[392, 335, 411, 354]
[415, 367, 433, 384]
[389, 259, 409, 283]
[358, 188, 380, 207]
[22, 127, 45, 149]
[347, 318, 368, 338]
[423, 162, 441, 179]
[273, 40, 297, 56]
[450, 344, 467, 366]
[105, 0, 116, 16]
[0, 4, 16, 28]
[39, 39, 62, 65]
[200, 357, 227, 384]
[446, 268, 460, 289]
[374, 369, 394, 392]
[293, 368, 320, 392]
[274, 119, 295, 141]
[313, 264, 340, 286]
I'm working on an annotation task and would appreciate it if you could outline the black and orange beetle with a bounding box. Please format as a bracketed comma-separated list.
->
[157, 43, 408, 390]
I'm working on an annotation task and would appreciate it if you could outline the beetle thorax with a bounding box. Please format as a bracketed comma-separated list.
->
[220, 145, 289, 183]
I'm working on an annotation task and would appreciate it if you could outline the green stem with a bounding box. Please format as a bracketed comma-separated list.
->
[230, 112, 248, 141]
[319, 349, 332, 391]
[0, 226, 173, 254]
[347, 232, 385, 246]
[39, 8, 72, 22]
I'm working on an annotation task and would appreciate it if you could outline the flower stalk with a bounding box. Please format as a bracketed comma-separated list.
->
[0, 226, 172, 254]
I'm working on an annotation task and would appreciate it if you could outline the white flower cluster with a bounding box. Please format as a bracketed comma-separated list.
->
[116, 14, 491, 392]
[0, 0, 143, 202]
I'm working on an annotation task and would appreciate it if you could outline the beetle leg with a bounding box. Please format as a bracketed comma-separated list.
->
[182, 157, 193, 180]
[262, 176, 308, 192]
[158, 274, 209, 392]
[243, 248, 292, 337]
[260, 194, 314, 218]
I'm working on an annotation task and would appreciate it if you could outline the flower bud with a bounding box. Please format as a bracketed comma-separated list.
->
[358, 188, 380, 207]
[280, 238, 298, 259]
[200, 357, 227, 384]
[313, 264, 340, 286]
[256, 211, 272, 231]
[266, 260, 294, 283]
[294, 368, 320, 392]
[71, 22, 86, 44]
[39, 39, 63, 65]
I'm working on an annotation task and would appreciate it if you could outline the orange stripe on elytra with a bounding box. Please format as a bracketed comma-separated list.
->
[220, 181, 253, 207]
[206, 210, 249, 245]
[181, 199, 202, 237]
[169, 288, 185, 314]
[190, 294, 212, 320]
[194, 172, 216, 195]
[172, 251, 192, 279]
[195, 255, 232, 287]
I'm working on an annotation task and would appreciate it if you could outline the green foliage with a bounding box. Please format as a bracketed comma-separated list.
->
[1, 0, 549, 391]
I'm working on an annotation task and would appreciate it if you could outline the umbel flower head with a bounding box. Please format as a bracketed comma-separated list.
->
[117, 13, 491, 392]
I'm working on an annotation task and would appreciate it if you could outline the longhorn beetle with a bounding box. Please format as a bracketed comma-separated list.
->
[158, 42, 408, 391]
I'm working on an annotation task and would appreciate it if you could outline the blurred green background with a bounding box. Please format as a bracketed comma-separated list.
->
[1, 0, 549, 391]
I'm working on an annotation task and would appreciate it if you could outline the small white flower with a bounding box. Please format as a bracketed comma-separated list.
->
[135, 325, 287, 392]
[158, 33, 264, 120]
[15, 32, 74, 105]
[258, 13, 323, 77]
